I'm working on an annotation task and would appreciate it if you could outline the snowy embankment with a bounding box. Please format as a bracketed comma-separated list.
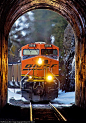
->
[52, 90, 75, 104]
[7, 88, 75, 107]
[51, 90, 75, 107]
[7, 88, 27, 102]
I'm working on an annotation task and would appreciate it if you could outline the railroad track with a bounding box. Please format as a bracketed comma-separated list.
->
[29, 102, 67, 121]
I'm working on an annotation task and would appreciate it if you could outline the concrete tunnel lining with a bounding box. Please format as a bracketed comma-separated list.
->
[0, 0, 86, 108]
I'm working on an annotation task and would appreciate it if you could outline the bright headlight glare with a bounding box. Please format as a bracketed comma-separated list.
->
[29, 76, 32, 79]
[47, 75, 53, 81]
[38, 58, 42, 65]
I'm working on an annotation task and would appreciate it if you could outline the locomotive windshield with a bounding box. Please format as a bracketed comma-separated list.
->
[41, 49, 58, 55]
[23, 49, 39, 55]
[41, 49, 58, 59]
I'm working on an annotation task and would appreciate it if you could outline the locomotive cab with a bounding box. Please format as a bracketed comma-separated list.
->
[21, 42, 59, 101]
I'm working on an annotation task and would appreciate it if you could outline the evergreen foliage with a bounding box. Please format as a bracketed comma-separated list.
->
[8, 9, 68, 63]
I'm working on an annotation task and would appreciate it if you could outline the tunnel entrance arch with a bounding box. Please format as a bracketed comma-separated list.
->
[0, 0, 86, 108]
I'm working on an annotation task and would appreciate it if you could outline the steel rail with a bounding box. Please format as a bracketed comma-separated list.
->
[30, 102, 33, 121]
[49, 102, 67, 121]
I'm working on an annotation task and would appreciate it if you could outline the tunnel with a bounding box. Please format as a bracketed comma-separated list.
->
[0, 0, 86, 109]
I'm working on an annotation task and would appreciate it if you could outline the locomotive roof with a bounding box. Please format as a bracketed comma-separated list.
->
[35, 42, 46, 44]
[21, 42, 59, 50]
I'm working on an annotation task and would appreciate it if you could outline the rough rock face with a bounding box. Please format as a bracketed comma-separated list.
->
[63, 24, 75, 91]
[63, 24, 74, 55]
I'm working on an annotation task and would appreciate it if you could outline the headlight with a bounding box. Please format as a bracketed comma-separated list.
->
[46, 75, 53, 82]
[38, 58, 42, 65]
[47, 76, 52, 80]
[29, 76, 32, 79]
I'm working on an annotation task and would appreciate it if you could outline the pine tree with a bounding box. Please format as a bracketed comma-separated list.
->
[8, 12, 35, 63]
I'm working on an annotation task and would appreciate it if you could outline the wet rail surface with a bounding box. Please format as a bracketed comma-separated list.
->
[30, 102, 67, 121]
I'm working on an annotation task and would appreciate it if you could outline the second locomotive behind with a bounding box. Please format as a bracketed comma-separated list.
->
[21, 42, 59, 101]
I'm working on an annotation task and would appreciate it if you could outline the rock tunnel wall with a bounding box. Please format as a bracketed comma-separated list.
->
[0, 0, 86, 108]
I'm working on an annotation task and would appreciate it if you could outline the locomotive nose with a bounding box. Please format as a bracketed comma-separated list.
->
[36, 87, 44, 96]
[37, 58, 48, 65]
[38, 58, 43, 65]
[44, 60, 48, 64]
[34, 86, 44, 96]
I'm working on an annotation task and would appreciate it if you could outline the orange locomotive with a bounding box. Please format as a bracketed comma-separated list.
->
[21, 42, 59, 101]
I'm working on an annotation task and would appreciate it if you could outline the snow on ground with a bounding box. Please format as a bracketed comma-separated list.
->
[7, 88, 75, 108]
[51, 90, 75, 107]
[52, 90, 75, 104]
[7, 88, 29, 102]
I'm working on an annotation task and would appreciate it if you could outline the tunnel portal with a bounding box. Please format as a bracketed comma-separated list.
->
[0, 0, 86, 108]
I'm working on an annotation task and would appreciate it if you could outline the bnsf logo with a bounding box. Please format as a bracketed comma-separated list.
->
[23, 64, 58, 70]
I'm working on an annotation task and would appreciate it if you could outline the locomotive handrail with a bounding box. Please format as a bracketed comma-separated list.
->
[20, 67, 33, 89]
[49, 69, 60, 89]
[21, 67, 33, 82]
[49, 69, 60, 82]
